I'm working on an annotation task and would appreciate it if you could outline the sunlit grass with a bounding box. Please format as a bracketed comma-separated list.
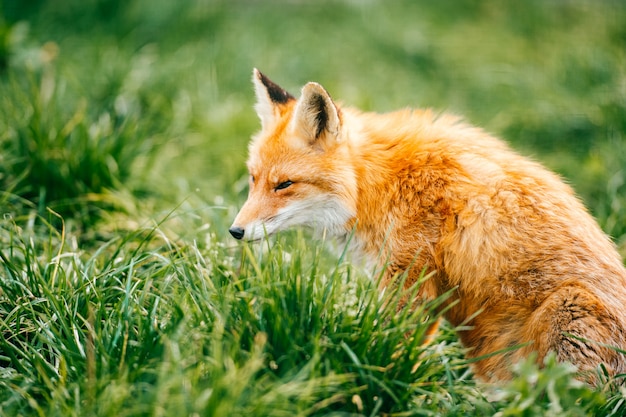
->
[0, 213, 467, 416]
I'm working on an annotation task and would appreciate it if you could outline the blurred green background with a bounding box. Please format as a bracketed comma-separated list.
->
[1, 0, 625, 246]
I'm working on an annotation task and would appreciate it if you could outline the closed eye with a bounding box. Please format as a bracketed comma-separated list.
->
[275, 180, 293, 191]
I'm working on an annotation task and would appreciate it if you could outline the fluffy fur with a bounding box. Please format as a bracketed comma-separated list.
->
[230, 69, 626, 384]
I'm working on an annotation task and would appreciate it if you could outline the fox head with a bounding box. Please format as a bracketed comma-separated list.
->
[229, 69, 357, 241]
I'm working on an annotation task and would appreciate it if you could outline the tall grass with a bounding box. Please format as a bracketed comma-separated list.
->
[1, 212, 624, 416]
[0, 213, 465, 416]
[0, 65, 166, 226]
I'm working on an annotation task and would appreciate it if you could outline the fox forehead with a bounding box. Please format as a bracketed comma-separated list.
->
[247, 132, 314, 178]
[247, 163, 291, 184]
[247, 154, 315, 189]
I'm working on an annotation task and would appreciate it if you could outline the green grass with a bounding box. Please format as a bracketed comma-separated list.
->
[1, 0, 626, 415]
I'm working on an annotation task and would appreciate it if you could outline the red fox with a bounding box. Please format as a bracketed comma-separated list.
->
[229, 69, 626, 383]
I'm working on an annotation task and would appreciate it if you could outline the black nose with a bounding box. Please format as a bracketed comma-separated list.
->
[229, 226, 245, 240]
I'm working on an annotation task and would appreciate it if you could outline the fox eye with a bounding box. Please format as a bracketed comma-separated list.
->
[275, 180, 293, 191]
[249, 175, 255, 184]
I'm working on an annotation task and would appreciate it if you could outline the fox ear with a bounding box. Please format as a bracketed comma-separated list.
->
[252, 68, 294, 129]
[292, 82, 341, 146]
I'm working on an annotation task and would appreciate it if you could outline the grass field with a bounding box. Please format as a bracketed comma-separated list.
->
[1, 0, 626, 415]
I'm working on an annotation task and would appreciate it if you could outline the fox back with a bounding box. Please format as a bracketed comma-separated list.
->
[230, 69, 626, 384]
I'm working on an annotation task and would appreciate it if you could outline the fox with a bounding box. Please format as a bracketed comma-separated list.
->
[229, 68, 626, 384]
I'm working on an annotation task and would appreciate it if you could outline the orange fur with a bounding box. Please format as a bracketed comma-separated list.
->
[230, 69, 626, 384]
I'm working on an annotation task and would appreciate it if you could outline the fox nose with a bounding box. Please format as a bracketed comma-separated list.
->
[229, 226, 245, 240]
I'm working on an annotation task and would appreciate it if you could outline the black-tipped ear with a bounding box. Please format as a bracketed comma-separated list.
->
[293, 82, 341, 144]
[255, 69, 294, 104]
[253, 68, 294, 129]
